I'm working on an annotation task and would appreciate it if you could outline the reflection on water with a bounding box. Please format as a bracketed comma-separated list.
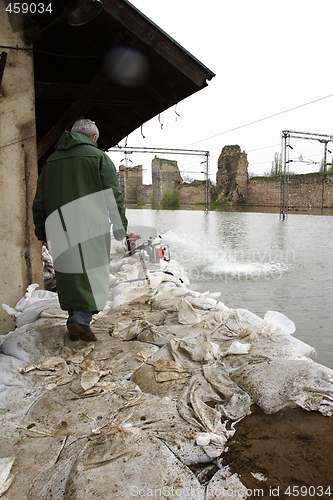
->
[127, 204, 333, 217]
[126, 208, 333, 370]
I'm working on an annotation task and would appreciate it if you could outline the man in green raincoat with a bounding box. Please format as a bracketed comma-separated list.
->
[32, 119, 128, 342]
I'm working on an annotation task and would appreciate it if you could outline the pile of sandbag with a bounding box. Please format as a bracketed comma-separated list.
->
[1, 254, 332, 499]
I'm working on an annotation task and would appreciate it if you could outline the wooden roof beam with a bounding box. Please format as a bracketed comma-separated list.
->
[37, 69, 108, 159]
[34, 81, 151, 106]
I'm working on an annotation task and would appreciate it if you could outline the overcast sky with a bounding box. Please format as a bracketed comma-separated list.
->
[110, 0, 333, 183]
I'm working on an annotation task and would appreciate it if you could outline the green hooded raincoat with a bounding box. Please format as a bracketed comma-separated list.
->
[32, 131, 128, 312]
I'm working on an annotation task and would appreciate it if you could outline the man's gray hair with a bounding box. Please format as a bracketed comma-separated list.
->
[71, 119, 99, 140]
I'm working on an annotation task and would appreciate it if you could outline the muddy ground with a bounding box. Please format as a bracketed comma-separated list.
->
[223, 405, 333, 499]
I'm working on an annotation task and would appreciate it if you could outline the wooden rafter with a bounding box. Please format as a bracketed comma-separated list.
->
[37, 69, 108, 160]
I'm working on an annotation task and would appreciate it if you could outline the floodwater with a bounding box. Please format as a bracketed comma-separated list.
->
[126, 208, 333, 370]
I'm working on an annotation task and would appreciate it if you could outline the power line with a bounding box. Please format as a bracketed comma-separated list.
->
[183, 93, 333, 148]
[247, 143, 281, 153]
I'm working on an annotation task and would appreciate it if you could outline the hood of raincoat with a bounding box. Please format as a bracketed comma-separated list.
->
[54, 131, 98, 151]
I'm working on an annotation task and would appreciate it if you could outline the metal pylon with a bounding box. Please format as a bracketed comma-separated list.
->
[280, 131, 290, 220]
[279, 129, 333, 219]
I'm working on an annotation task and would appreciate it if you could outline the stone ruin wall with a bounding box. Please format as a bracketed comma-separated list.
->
[117, 147, 333, 210]
[216, 145, 248, 205]
[323, 176, 333, 207]
[217, 145, 333, 209]
[245, 177, 280, 207]
[118, 165, 144, 204]
[151, 156, 183, 204]
[178, 183, 206, 205]
[245, 174, 333, 209]
[289, 175, 333, 209]
[118, 156, 207, 206]
[139, 184, 153, 203]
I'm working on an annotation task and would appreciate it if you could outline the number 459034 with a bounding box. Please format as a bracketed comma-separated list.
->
[6, 3, 53, 14]
[284, 486, 332, 497]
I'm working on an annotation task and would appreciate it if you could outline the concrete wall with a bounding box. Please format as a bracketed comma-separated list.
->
[0, 9, 44, 333]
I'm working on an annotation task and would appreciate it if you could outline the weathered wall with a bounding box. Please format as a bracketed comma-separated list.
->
[216, 145, 333, 209]
[287, 174, 333, 209]
[216, 145, 248, 205]
[119, 159, 206, 207]
[118, 164, 153, 205]
[152, 156, 182, 206]
[245, 177, 281, 206]
[245, 174, 333, 209]
[119, 150, 333, 210]
[179, 182, 207, 205]
[139, 183, 153, 203]
[0, 9, 44, 333]
[118, 164, 144, 204]
[323, 176, 333, 207]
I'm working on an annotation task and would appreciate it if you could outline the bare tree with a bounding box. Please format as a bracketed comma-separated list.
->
[271, 152, 282, 176]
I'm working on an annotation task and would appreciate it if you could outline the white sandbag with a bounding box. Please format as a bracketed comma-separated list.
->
[111, 282, 151, 309]
[206, 466, 249, 500]
[15, 284, 56, 312]
[160, 258, 190, 286]
[227, 340, 251, 355]
[2, 284, 59, 327]
[263, 310, 296, 335]
[186, 295, 218, 310]
[1, 251, 333, 500]
[16, 298, 60, 327]
[280, 334, 316, 358]
[0, 457, 15, 497]
[64, 426, 205, 499]
[230, 358, 333, 415]
[178, 298, 201, 325]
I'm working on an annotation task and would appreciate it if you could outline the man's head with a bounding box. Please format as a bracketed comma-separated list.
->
[71, 119, 99, 141]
